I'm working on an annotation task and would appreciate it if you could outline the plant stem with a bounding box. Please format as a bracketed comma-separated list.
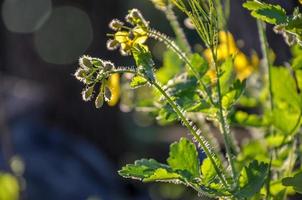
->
[257, 20, 274, 110]
[165, 5, 192, 54]
[152, 81, 229, 188]
[257, 20, 274, 199]
[211, 48, 237, 183]
[148, 29, 215, 105]
[110, 68, 229, 188]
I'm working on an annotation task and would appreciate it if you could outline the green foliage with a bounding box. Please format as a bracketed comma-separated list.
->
[271, 67, 302, 135]
[74, 1, 302, 200]
[243, 1, 287, 25]
[188, 54, 209, 78]
[237, 161, 269, 198]
[282, 172, 302, 194]
[156, 50, 183, 84]
[243, 1, 302, 46]
[167, 138, 200, 178]
[130, 76, 147, 88]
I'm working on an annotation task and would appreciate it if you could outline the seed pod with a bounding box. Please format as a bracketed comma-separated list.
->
[104, 87, 112, 102]
[82, 85, 94, 101]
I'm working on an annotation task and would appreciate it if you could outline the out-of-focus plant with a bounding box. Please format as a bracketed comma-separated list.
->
[74, 0, 302, 199]
[0, 172, 19, 200]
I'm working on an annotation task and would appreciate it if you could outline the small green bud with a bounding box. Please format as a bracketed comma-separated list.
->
[104, 87, 112, 102]
[74, 68, 87, 82]
[79, 56, 93, 69]
[125, 14, 136, 25]
[95, 91, 104, 109]
[103, 61, 115, 71]
[127, 9, 149, 28]
[109, 19, 124, 31]
[82, 85, 94, 101]
[91, 58, 104, 67]
[106, 39, 119, 50]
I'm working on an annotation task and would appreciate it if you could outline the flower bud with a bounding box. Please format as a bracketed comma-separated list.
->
[104, 87, 112, 102]
[109, 19, 124, 31]
[106, 39, 119, 50]
[79, 56, 93, 69]
[103, 61, 115, 71]
[95, 91, 104, 109]
[127, 9, 149, 28]
[74, 68, 87, 82]
[82, 85, 94, 101]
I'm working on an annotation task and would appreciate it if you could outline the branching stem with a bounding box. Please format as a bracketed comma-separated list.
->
[148, 29, 215, 105]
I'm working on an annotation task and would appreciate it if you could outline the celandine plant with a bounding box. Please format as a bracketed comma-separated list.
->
[74, 0, 302, 199]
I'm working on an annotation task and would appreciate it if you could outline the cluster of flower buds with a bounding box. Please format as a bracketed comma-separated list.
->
[74, 55, 118, 108]
[107, 9, 149, 56]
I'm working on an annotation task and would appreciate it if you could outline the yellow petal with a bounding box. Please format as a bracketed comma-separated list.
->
[107, 73, 120, 106]
[234, 52, 249, 70]
[114, 31, 129, 43]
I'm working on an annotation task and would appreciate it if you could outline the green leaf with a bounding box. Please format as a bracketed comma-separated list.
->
[130, 76, 147, 88]
[201, 158, 216, 184]
[292, 56, 302, 70]
[119, 159, 170, 180]
[271, 67, 302, 134]
[220, 57, 235, 95]
[157, 104, 179, 125]
[237, 161, 269, 198]
[132, 44, 155, 82]
[282, 172, 302, 194]
[144, 168, 182, 182]
[156, 50, 183, 84]
[188, 53, 209, 78]
[243, 1, 287, 25]
[253, 7, 287, 25]
[232, 111, 269, 127]
[222, 79, 245, 109]
[296, 69, 302, 91]
[167, 138, 200, 178]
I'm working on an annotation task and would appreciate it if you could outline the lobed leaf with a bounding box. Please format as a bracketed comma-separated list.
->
[237, 161, 269, 198]
[282, 172, 302, 194]
[167, 138, 200, 179]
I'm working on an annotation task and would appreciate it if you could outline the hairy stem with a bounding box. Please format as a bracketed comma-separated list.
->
[109, 68, 229, 188]
[147, 29, 215, 105]
[257, 20, 274, 110]
[211, 48, 237, 184]
[257, 20, 274, 199]
[153, 81, 229, 188]
[165, 5, 192, 54]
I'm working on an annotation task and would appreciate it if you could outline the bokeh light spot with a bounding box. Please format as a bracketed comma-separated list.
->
[2, 0, 52, 33]
[34, 6, 93, 65]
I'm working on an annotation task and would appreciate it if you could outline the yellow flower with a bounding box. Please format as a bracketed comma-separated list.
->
[300, 0, 302, 5]
[0, 173, 19, 200]
[107, 73, 120, 106]
[204, 31, 259, 81]
[114, 27, 148, 55]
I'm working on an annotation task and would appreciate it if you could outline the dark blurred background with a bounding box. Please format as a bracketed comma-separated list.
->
[0, 0, 299, 200]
